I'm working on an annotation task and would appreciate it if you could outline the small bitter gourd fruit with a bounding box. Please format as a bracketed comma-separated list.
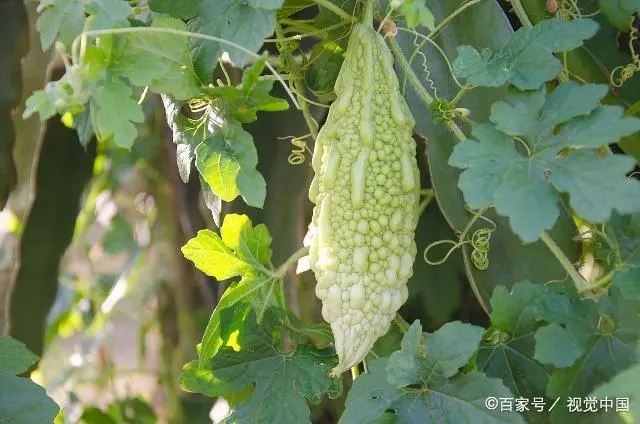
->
[308, 23, 420, 375]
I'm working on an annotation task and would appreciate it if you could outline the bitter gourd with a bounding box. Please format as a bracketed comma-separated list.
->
[308, 23, 420, 375]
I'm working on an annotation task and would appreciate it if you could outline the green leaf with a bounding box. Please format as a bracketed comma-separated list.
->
[477, 282, 550, 399]
[148, 0, 199, 19]
[0, 336, 39, 375]
[181, 359, 230, 397]
[537, 288, 640, 399]
[304, 40, 345, 102]
[423, 321, 485, 378]
[449, 83, 640, 242]
[35, 0, 130, 49]
[182, 214, 280, 364]
[340, 359, 523, 424]
[247, 0, 285, 9]
[114, 17, 201, 100]
[386, 321, 425, 387]
[85, 0, 131, 32]
[198, 307, 341, 424]
[161, 95, 198, 183]
[592, 361, 640, 419]
[400, 0, 436, 30]
[35, 0, 85, 49]
[202, 58, 289, 123]
[386, 320, 484, 386]
[91, 80, 144, 149]
[23, 90, 57, 121]
[598, 0, 640, 31]
[195, 120, 266, 207]
[191, 0, 277, 81]
[342, 319, 512, 423]
[0, 371, 59, 423]
[453, 18, 599, 89]
[534, 322, 586, 367]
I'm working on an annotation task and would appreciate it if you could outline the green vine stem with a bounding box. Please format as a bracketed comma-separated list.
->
[418, 188, 434, 215]
[274, 246, 310, 279]
[314, 0, 356, 22]
[275, 24, 319, 139]
[363, 0, 375, 27]
[388, 37, 467, 142]
[393, 313, 410, 334]
[540, 231, 589, 289]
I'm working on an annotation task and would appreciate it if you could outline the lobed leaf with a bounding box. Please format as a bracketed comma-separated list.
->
[184, 307, 341, 424]
[453, 18, 599, 89]
[182, 215, 281, 364]
[450, 83, 640, 242]
[36, 0, 130, 49]
[191, 0, 278, 81]
[114, 17, 201, 101]
[477, 282, 550, 399]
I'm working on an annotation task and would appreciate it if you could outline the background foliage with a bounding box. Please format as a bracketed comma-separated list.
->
[1, 0, 639, 423]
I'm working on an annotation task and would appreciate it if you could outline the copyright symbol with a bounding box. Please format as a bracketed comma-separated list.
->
[485, 397, 499, 410]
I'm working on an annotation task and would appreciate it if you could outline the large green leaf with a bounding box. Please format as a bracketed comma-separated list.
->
[592, 360, 640, 421]
[195, 121, 266, 208]
[191, 0, 278, 81]
[398, 0, 579, 311]
[519, 1, 640, 160]
[0, 371, 59, 423]
[182, 214, 282, 366]
[35, 0, 130, 49]
[184, 307, 341, 424]
[535, 288, 639, 399]
[453, 18, 598, 89]
[340, 321, 522, 424]
[113, 17, 201, 101]
[449, 85, 640, 242]
[477, 282, 550, 401]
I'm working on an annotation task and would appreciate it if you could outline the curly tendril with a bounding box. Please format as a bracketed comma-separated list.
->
[412, 33, 438, 98]
[611, 16, 639, 88]
[423, 207, 497, 270]
[279, 135, 312, 165]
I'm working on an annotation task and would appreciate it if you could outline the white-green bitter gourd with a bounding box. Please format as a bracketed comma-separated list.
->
[308, 23, 420, 375]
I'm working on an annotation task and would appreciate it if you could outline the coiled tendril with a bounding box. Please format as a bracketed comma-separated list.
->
[423, 207, 497, 270]
[611, 16, 639, 88]
[280, 135, 312, 165]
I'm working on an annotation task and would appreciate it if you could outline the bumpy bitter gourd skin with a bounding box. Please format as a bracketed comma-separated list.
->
[308, 23, 420, 375]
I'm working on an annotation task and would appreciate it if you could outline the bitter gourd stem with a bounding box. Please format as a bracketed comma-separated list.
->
[363, 0, 375, 27]
[540, 231, 589, 289]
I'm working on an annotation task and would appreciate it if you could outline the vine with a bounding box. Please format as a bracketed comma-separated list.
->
[11, 1, 640, 423]
[610, 15, 640, 88]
